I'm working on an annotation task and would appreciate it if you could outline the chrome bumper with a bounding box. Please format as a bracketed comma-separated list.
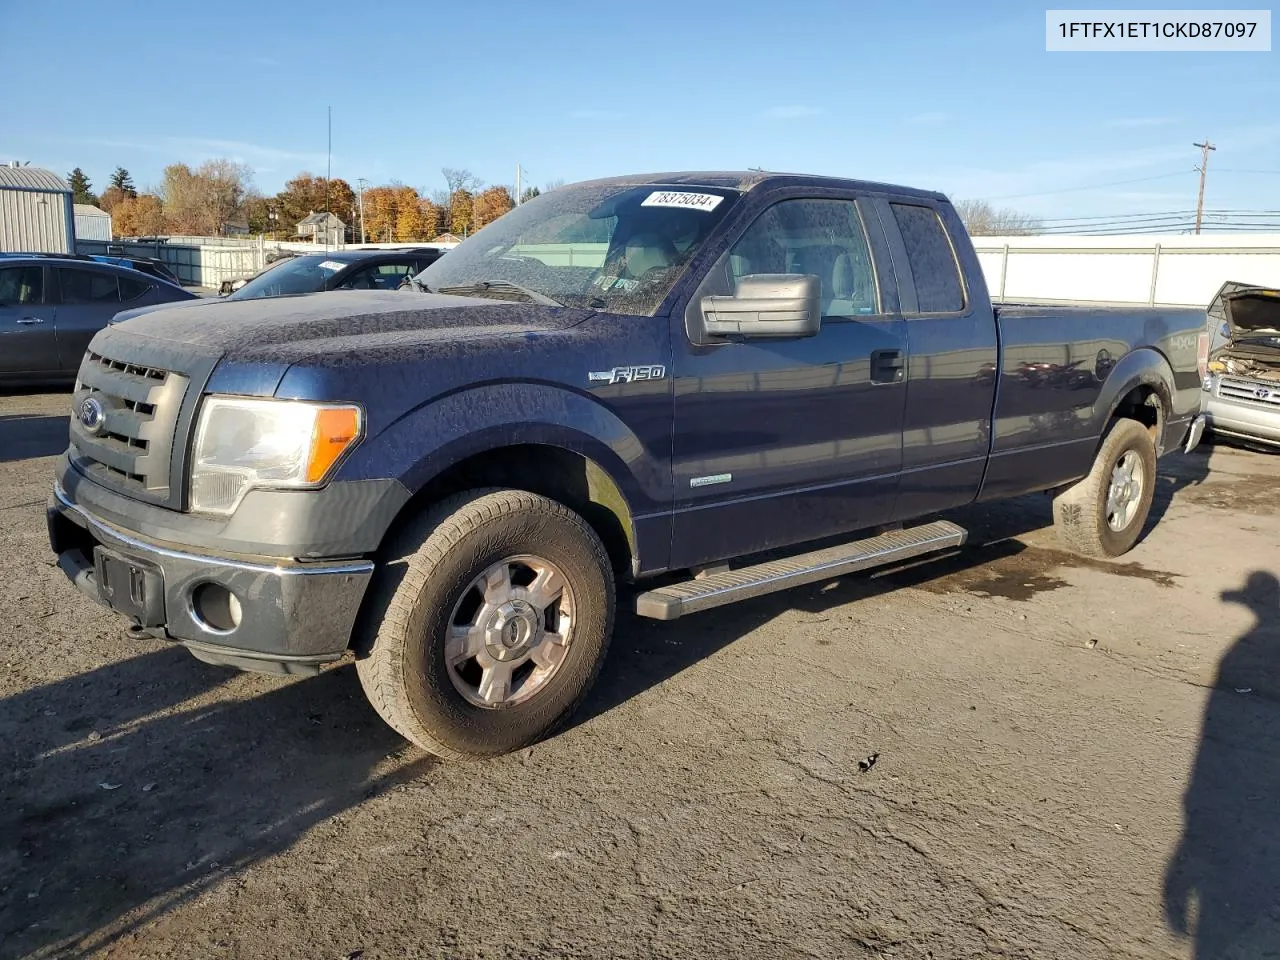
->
[47, 482, 374, 675]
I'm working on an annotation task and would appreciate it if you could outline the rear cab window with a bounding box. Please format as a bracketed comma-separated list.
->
[890, 202, 965, 313]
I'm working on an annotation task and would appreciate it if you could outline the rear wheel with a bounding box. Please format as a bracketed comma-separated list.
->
[355, 488, 615, 759]
[1052, 418, 1158, 558]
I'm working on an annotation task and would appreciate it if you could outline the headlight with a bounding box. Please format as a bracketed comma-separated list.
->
[190, 397, 363, 515]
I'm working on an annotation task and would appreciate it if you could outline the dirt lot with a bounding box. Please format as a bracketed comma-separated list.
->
[0, 390, 1277, 960]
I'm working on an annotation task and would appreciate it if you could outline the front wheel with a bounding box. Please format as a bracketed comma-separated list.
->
[1052, 418, 1158, 558]
[355, 489, 615, 760]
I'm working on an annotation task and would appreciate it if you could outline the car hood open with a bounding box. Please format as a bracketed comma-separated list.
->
[1208, 281, 1280, 338]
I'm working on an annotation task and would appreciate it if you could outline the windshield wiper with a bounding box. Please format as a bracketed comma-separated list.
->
[436, 280, 562, 307]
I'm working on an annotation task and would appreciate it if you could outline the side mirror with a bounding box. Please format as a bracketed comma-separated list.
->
[701, 274, 821, 338]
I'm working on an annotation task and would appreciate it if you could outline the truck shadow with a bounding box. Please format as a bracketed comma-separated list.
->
[0, 413, 69, 463]
[583, 451, 1215, 729]
[1163, 571, 1280, 958]
[0, 647, 432, 959]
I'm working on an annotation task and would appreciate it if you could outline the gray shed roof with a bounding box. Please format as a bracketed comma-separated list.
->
[0, 165, 71, 193]
[74, 203, 109, 217]
[298, 211, 344, 225]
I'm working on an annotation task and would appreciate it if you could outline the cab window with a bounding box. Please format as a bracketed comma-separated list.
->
[723, 199, 880, 318]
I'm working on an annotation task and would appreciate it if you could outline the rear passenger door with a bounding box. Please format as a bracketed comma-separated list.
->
[871, 198, 997, 519]
[0, 265, 59, 378]
[53, 267, 128, 372]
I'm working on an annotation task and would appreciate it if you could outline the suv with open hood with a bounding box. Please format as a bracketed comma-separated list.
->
[1203, 282, 1280, 450]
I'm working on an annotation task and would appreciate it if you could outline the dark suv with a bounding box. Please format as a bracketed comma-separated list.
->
[0, 255, 197, 385]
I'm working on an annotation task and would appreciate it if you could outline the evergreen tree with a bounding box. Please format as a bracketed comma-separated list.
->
[109, 167, 137, 198]
[67, 167, 96, 205]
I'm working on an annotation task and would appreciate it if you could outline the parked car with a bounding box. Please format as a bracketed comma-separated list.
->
[0, 255, 197, 385]
[88, 255, 183, 288]
[216, 248, 444, 298]
[48, 171, 1209, 760]
[1201, 282, 1280, 450]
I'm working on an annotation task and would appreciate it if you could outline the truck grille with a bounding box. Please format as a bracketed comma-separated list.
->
[1218, 376, 1280, 408]
[69, 349, 191, 505]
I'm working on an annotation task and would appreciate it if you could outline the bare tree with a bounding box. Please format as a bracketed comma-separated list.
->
[954, 199, 1040, 236]
[441, 168, 482, 195]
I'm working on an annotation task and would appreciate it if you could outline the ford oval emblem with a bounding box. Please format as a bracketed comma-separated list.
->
[78, 396, 106, 434]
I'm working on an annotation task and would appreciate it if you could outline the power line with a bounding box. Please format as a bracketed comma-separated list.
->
[986, 171, 1190, 201]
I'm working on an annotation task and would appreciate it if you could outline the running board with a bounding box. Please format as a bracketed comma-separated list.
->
[635, 520, 967, 621]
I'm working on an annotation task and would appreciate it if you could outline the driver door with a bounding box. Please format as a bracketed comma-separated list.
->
[669, 195, 908, 569]
[0, 265, 59, 379]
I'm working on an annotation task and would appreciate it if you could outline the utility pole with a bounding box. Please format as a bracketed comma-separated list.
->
[356, 177, 368, 244]
[515, 164, 523, 206]
[1193, 139, 1215, 235]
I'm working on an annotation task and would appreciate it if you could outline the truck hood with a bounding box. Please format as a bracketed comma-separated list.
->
[1208, 282, 1280, 339]
[109, 290, 596, 363]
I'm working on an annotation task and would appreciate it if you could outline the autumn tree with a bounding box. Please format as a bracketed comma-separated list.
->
[160, 159, 254, 235]
[419, 200, 442, 240]
[473, 186, 514, 229]
[97, 185, 127, 213]
[67, 168, 96, 205]
[276, 172, 356, 238]
[953, 199, 1040, 236]
[109, 167, 137, 197]
[449, 188, 475, 236]
[362, 186, 398, 242]
[111, 194, 166, 237]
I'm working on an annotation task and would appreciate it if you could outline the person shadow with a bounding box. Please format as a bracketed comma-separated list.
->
[1164, 570, 1280, 958]
[0, 647, 433, 959]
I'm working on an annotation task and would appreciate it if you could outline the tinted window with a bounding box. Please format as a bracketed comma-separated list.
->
[336, 261, 416, 290]
[0, 266, 43, 305]
[890, 203, 964, 313]
[725, 199, 879, 317]
[119, 275, 152, 302]
[228, 255, 344, 300]
[60, 268, 121, 304]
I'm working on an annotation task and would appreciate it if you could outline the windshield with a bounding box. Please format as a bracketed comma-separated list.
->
[413, 182, 740, 315]
[229, 254, 346, 300]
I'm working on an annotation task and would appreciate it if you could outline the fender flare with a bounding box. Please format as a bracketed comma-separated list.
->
[1093, 347, 1175, 437]
[350, 381, 670, 517]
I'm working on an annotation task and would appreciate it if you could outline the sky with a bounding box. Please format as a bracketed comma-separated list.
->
[2, 0, 1277, 228]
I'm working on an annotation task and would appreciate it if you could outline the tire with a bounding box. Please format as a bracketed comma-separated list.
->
[1052, 418, 1158, 559]
[355, 488, 615, 760]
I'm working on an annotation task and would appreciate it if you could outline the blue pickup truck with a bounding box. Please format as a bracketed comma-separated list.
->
[48, 171, 1209, 759]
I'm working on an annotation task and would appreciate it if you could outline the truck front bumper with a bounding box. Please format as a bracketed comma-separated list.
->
[47, 482, 374, 675]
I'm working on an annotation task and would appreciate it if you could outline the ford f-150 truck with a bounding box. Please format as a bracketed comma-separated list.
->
[47, 171, 1210, 759]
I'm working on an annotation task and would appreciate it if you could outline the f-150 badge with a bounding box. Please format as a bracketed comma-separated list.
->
[588, 365, 666, 385]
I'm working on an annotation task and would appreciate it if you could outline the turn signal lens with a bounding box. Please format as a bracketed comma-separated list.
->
[306, 407, 362, 483]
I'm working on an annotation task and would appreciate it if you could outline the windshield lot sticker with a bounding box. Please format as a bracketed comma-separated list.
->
[640, 191, 723, 212]
[318, 260, 346, 272]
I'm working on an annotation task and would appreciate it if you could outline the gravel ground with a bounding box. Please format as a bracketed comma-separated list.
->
[0, 390, 1277, 960]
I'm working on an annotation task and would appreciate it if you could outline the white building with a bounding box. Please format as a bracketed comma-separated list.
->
[73, 203, 112, 241]
[0, 163, 74, 253]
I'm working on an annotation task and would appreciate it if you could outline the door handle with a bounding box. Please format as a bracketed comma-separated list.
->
[16, 317, 44, 324]
[870, 349, 905, 384]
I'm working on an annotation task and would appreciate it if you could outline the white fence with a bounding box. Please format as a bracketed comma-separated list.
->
[75, 237, 457, 289]
[974, 233, 1280, 307]
[76, 231, 1280, 304]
